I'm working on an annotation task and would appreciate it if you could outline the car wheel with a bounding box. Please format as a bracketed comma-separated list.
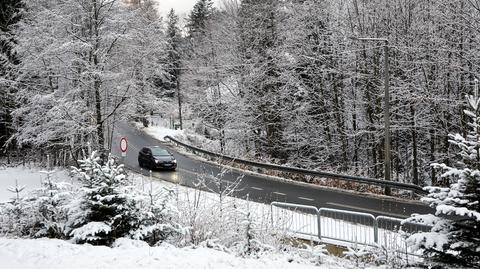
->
[149, 161, 155, 170]
[138, 160, 143, 167]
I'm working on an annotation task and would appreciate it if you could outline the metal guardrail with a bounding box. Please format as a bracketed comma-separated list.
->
[270, 202, 431, 255]
[165, 136, 427, 194]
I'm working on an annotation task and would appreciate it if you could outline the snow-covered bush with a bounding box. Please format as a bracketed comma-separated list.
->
[28, 171, 72, 238]
[406, 93, 480, 268]
[369, 232, 408, 269]
[67, 152, 182, 246]
[175, 170, 280, 256]
[176, 171, 245, 247]
[302, 243, 329, 266]
[343, 243, 370, 268]
[175, 184, 244, 247]
[0, 197, 33, 236]
[126, 186, 185, 245]
[0, 173, 71, 238]
[235, 207, 274, 257]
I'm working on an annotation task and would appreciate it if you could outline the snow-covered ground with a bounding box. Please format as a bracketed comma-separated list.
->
[0, 165, 404, 268]
[0, 166, 70, 203]
[0, 237, 337, 269]
[141, 116, 222, 153]
[139, 116, 187, 142]
[0, 166, 363, 269]
[143, 124, 186, 142]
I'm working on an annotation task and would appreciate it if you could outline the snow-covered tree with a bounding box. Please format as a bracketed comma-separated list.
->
[126, 184, 184, 246]
[234, 199, 273, 257]
[29, 171, 72, 238]
[406, 92, 480, 268]
[162, 9, 181, 99]
[12, 0, 165, 162]
[343, 243, 370, 268]
[67, 152, 181, 246]
[67, 152, 129, 245]
[0, 179, 29, 235]
[238, 0, 287, 161]
[186, 0, 215, 38]
[0, 170, 72, 238]
[0, 0, 23, 154]
[300, 243, 329, 266]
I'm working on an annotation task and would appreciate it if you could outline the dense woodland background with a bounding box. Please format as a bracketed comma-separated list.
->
[2, 0, 480, 187]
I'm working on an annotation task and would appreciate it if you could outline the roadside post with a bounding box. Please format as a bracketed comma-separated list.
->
[120, 137, 128, 164]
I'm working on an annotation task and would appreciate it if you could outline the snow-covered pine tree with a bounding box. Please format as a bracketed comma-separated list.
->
[0, 173, 72, 237]
[127, 184, 184, 246]
[29, 170, 72, 238]
[236, 199, 273, 257]
[406, 92, 480, 268]
[67, 152, 132, 245]
[0, 179, 29, 235]
[186, 0, 215, 38]
[303, 243, 328, 266]
[67, 152, 182, 246]
[163, 9, 181, 99]
[0, 0, 23, 154]
[343, 243, 369, 268]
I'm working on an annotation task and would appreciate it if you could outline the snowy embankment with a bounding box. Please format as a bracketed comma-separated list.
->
[0, 166, 363, 269]
[0, 238, 325, 269]
[0, 164, 415, 268]
[137, 116, 186, 142]
[140, 116, 222, 153]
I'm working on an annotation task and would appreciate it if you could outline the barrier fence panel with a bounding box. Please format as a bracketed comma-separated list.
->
[271, 202, 319, 240]
[376, 216, 407, 252]
[270, 202, 432, 256]
[376, 215, 432, 255]
[319, 208, 376, 246]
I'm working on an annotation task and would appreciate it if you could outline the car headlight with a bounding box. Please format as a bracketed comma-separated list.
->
[155, 159, 160, 164]
[172, 159, 177, 163]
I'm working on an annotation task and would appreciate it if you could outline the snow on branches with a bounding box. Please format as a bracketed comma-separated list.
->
[406, 93, 480, 268]
[68, 152, 182, 246]
[0, 152, 182, 246]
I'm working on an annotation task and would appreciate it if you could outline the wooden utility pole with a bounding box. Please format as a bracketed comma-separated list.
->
[176, 77, 183, 130]
[383, 41, 391, 195]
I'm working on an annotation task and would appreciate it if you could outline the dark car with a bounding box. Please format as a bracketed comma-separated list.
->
[138, 146, 177, 171]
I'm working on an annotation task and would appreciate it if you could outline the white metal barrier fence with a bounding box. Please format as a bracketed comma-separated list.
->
[319, 207, 376, 246]
[270, 202, 431, 254]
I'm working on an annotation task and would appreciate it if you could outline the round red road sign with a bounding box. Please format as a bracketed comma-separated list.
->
[120, 137, 128, 153]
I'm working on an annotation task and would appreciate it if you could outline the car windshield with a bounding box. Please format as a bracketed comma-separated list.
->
[151, 148, 170, 156]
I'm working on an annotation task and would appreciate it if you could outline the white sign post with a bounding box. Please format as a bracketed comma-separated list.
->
[120, 137, 128, 157]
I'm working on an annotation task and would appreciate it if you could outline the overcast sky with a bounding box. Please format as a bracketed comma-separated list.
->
[154, 0, 221, 18]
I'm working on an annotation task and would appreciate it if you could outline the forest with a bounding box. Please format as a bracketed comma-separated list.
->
[2, 0, 480, 187]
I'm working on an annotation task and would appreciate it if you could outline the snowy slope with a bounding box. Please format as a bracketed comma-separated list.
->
[0, 166, 378, 269]
[0, 238, 348, 269]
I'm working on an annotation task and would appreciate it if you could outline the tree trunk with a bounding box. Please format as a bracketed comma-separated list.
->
[411, 105, 419, 186]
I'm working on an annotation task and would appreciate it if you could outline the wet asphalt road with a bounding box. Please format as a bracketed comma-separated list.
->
[111, 122, 433, 219]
